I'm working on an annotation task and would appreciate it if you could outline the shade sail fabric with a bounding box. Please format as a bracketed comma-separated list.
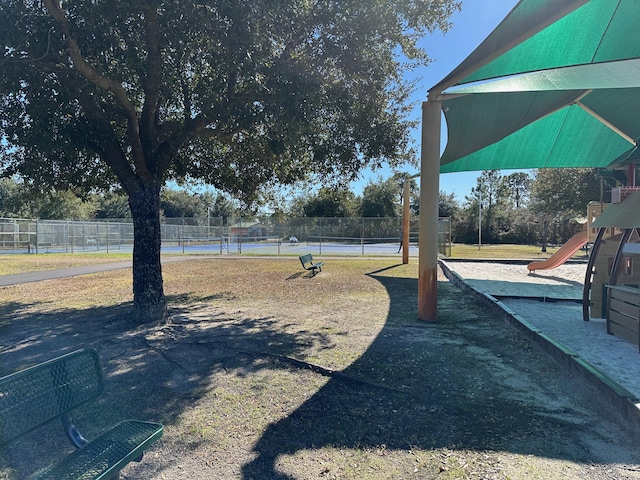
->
[449, 58, 640, 94]
[458, 0, 640, 86]
[433, 0, 590, 92]
[590, 191, 640, 228]
[440, 100, 633, 172]
[434, 0, 640, 175]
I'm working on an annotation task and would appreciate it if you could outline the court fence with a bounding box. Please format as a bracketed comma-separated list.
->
[0, 216, 451, 257]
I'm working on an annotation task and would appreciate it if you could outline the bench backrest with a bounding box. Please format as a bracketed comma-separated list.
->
[299, 254, 313, 266]
[0, 348, 104, 445]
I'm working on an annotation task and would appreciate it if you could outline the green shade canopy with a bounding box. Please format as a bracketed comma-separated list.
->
[433, 0, 640, 174]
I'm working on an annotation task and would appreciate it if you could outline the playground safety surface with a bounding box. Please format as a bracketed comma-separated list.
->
[443, 260, 640, 427]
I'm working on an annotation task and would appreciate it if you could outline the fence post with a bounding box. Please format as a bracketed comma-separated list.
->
[35, 219, 39, 254]
[403, 179, 411, 264]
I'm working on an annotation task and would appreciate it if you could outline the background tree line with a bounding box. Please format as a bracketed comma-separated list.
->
[0, 167, 613, 248]
[0, 172, 419, 222]
[445, 168, 609, 249]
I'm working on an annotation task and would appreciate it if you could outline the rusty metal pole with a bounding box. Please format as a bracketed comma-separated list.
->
[402, 178, 410, 264]
[418, 99, 441, 322]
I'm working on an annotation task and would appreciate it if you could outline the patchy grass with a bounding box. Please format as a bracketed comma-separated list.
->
[0, 256, 637, 480]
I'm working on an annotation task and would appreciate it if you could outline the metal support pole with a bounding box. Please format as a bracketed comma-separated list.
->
[418, 99, 441, 322]
[478, 190, 482, 250]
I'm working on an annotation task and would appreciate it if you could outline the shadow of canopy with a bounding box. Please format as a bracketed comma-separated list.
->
[239, 270, 640, 479]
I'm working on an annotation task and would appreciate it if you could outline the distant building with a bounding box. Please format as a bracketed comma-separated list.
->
[229, 220, 268, 240]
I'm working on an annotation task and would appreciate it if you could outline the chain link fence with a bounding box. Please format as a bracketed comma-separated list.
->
[0, 216, 451, 256]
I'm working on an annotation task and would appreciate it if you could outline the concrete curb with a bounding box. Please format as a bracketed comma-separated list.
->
[439, 259, 640, 436]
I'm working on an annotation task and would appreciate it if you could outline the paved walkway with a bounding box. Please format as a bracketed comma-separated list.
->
[0, 256, 213, 286]
[0, 262, 133, 286]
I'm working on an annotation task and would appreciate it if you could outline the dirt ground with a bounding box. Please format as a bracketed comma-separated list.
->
[1, 257, 640, 479]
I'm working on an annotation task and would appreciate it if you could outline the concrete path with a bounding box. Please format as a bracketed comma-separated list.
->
[0, 262, 133, 286]
[0, 256, 212, 286]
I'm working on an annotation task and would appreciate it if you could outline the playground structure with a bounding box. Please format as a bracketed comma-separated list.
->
[583, 188, 640, 351]
[522, 188, 640, 352]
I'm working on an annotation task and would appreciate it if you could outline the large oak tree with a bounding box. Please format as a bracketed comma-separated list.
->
[0, 0, 460, 322]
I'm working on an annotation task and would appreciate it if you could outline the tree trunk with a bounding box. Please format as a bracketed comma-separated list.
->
[541, 218, 548, 253]
[129, 184, 167, 322]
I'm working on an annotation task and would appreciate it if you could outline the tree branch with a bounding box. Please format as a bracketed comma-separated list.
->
[74, 88, 141, 195]
[140, 5, 162, 159]
[42, 0, 151, 180]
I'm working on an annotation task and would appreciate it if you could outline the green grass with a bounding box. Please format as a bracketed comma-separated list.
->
[0, 243, 583, 278]
[0, 255, 626, 479]
[448, 243, 583, 260]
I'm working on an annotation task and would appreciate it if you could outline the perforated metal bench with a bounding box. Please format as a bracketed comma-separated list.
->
[299, 253, 324, 276]
[0, 348, 163, 480]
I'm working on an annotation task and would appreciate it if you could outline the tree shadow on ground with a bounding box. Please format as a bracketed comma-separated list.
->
[0, 292, 334, 478]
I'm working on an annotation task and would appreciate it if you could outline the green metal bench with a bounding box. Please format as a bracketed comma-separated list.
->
[0, 348, 163, 480]
[299, 253, 324, 276]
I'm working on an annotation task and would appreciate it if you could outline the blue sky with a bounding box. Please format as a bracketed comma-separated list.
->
[350, 0, 522, 202]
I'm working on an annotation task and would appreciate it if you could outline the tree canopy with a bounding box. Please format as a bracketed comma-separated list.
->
[0, 0, 460, 321]
[360, 177, 401, 218]
[301, 187, 359, 218]
[0, 0, 461, 200]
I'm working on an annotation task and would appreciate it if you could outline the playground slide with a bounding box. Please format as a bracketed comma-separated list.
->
[527, 230, 588, 272]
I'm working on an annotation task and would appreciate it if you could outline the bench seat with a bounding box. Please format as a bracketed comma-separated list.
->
[33, 420, 163, 480]
[299, 254, 323, 275]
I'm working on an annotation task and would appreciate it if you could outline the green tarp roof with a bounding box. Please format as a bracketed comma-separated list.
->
[432, 0, 640, 174]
